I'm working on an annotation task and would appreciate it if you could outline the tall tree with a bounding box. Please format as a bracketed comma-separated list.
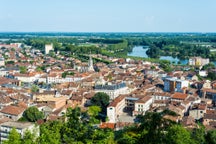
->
[166, 125, 193, 144]
[3, 128, 22, 144]
[23, 106, 44, 122]
[91, 92, 110, 114]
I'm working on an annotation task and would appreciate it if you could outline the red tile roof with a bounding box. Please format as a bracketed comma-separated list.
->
[172, 92, 188, 100]
[0, 105, 25, 116]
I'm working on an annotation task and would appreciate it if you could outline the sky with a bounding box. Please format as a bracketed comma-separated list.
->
[0, 0, 215, 32]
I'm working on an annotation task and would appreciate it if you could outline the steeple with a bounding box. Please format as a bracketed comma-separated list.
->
[88, 52, 94, 72]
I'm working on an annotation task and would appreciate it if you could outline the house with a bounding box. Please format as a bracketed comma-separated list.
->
[95, 82, 129, 100]
[189, 104, 207, 120]
[0, 105, 26, 121]
[171, 92, 189, 102]
[0, 121, 39, 142]
[133, 96, 153, 116]
[164, 77, 189, 93]
[200, 88, 216, 101]
[107, 95, 126, 123]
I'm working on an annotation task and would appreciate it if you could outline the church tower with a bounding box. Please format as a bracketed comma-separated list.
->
[88, 53, 94, 72]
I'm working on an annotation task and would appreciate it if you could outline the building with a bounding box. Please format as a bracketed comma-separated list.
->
[200, 88, 216, 101]
[45, 44, 53, 54]
[95, 82, 129, 100]
[133, 96, 153, 116]
[176, 79, 189, 92]
[164, 77, 189, 93]
[164, 77, 177, 92]
[0, 121, 39, 142]
[171, 92, 189, 102]
[107, 95, 126, 123]
[189, 57, 209, 66]
[88, 54, 94, 72]
[0, 57, 5, 67]
[0, 105, 26, 121]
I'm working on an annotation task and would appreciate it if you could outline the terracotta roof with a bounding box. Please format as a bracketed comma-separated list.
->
[136, 96, 152, 104]
[108, 95, 125, 107]
[100, 122, 115, 129]
[172, 92, 188, 100]
[0, 105, 25, 116]
[204, 114, 216, 120]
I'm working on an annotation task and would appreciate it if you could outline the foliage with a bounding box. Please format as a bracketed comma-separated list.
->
[206, 130, 216, 144]
[3, 128, 22, 144]
[207, 71, 216, 80]
[19, 66, 27, 74]
[31, 84, 39, 93]
[22, 130, 37, 144]
[23, 106, 44, 122]
[166, 125, 193, 144]
[39, 121, 62, 144]
[88, 106, 101, 124]
[91, 92, 110, 114]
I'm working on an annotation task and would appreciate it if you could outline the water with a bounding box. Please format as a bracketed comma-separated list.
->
[128, 46, 149, 58]
[127, 46, 188, 65]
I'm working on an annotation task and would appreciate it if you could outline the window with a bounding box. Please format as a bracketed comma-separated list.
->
[110, 108, 113, 110]
[200, 111, 203, 113]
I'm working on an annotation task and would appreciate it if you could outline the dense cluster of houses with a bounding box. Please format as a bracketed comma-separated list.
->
[0, 43, 215, 140]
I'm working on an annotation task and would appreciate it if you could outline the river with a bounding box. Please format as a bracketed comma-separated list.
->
[128, 46, 215, 65]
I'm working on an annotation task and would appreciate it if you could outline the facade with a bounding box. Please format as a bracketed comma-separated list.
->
[189, 57, 209, 66]
[45, 44, 53, 54]
[164, 77, 177, 92]
[95, 82, 129, 100]
[107, 95, 126, 123]
[164, 77, 189, 93]
[176, 79, 189, 92]
[88, 54, 94, 72]
[0, 122, 39, 142]
[0, 105, 25, 121]
[133, 96, 153, 116]
[0, 57, 5, 67]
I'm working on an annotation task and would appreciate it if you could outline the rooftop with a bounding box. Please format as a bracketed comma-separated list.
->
[1, 121, 34, 129]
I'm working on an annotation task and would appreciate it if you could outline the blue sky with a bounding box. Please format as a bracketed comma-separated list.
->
[0, 0, 215, 32]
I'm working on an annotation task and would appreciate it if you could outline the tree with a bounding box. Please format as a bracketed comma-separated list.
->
[23, 106, 44, 122]
[166, 125, 193, 144]
[3, 128, 22, 144]
[22, 130, 37, 144]
[31, 85, 39, 93]
[19, 66, 27, 74]
[191, 125, 206, 144]
[206, 130, 216, 144]
[39, 121, 62, 144]
[91, 92, 110, 114]
[88, 106, 101, 124]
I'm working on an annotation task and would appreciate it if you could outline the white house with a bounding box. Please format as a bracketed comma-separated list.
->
[0, 121, 39, 142]
[107, 95, 126, 123]
[133, 96, 153, 116]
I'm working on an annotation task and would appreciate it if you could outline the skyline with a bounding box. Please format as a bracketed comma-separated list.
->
[0, 0, 216, 32]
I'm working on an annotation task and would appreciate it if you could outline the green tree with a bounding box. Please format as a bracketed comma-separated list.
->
[191, 125, 206, 144]
[3, 128, 22, 144]
[39, 121, 62, 144]
[19, 66, 27, 74]
[91, 92, 110, 114]
[206, 130, 216, 144]
[166, 125, 193, 144]
[31, 85, 39, 93]
[23, 106, 44, 122]
[88, 106, 101, 124]
[22, 130, 37, 144]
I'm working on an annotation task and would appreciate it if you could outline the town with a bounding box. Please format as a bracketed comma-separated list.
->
[0, 34, 215, 143]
